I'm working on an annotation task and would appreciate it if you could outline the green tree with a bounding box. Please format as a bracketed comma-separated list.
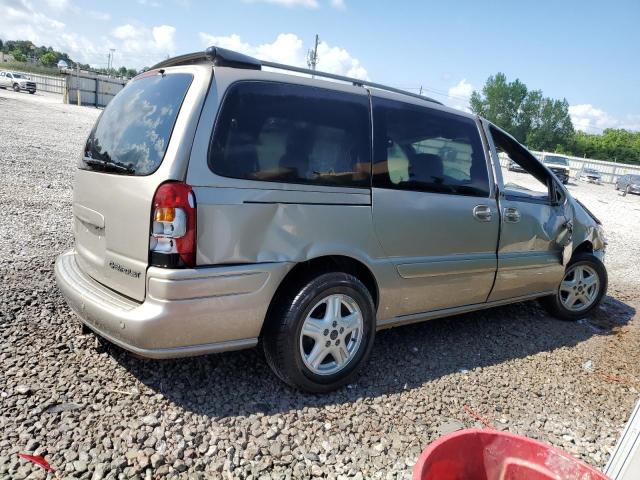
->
[39, 51, 58, 67]
[470, 73, 529, 142]
[470, 73, 575, 152]
[10, 50, 26, 62]
[525, 98, 574, 151]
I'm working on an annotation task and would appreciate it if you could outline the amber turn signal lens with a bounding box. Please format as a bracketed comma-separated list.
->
[154, 207, 176, 222]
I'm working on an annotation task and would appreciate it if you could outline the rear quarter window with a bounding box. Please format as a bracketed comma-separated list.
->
[81, 72, 193, 176]
[209, 81, 371, 188]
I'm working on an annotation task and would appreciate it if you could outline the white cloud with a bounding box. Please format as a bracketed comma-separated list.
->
[0, 0, 112, 65]
[330, 0, 345, 9]
[243, 0, 319, 7]
[569, 104, 640, 133]
[152, 25, 176, 52]
[316, 42, 367, 79]
[42, 0, 110, 20]
[110, 23, 177, 67]
[447, 79, 474, 111]
[198, 32, 368, 79]
[85, 10, 110, 21]
[112, 24, 137, 40]
[44, 0, 68, 9]
[1, 0, 66, 43]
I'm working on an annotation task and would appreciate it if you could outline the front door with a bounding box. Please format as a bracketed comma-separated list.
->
[484, 123, 572, 301]
[371, 95, 499, 317]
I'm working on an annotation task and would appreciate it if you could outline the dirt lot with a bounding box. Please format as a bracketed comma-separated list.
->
[1, 89, 639, 479]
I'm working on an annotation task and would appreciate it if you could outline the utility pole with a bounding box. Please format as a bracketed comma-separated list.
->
[419, 86, 423, 96]
[76, 63, 81, 106]
[109, 49, 116, 76]
[307, 34, 320, 77]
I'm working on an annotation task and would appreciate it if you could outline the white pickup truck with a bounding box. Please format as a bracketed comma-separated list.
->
[0, 71, 37, 94]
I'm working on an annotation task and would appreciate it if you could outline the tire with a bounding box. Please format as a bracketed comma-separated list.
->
[13, 83, 20, 92]
[28, 90, 35, 94]
[263, 272, 376, 393]
[540, 251, 607, 321]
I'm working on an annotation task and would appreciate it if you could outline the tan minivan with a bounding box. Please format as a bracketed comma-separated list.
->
[56, 47, 608, 392]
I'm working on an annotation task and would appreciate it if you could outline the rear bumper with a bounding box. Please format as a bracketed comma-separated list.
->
[55, 248, 292, 358]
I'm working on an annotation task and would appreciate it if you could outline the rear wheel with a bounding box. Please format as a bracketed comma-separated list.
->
[12, 83, 20, 92]
[263, 272, 376, 393]
[540, 252, 607, 320]
[28, 90, 35, 94]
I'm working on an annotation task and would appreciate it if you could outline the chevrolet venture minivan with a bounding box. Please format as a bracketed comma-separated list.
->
[56, 47, 608, 392]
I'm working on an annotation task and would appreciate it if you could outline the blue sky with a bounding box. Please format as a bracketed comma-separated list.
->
[2, 0, 639, 132]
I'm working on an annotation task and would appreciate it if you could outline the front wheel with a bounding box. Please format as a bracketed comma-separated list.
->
[28, 90, 35, 94]
[540, 252, 607, 321]
[263, 272, 376, 393]
[13, 83, 20, 92]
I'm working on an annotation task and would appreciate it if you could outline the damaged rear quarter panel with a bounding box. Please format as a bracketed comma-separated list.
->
[193, 186, 387, 266]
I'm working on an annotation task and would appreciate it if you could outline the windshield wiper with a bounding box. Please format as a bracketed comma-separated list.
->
[83, 158, 135, 174]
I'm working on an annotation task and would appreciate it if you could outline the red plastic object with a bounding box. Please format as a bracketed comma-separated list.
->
[413, 429, 608, 480]
[18, 453, 54, 472]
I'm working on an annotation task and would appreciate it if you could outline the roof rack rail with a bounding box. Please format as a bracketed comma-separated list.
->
[150, 46, 442, 105]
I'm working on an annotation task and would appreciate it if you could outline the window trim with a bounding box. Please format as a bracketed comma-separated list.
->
[488, 125, 555, 206]
[206, 79, 373, 190]
[370, 96, 492, 198]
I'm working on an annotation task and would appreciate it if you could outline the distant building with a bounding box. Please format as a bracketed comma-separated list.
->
[0, 52, 15, 63]
[57, 59, 69, 69]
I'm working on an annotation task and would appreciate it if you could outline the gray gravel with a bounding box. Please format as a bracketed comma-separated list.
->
[1, 89, 639, 479]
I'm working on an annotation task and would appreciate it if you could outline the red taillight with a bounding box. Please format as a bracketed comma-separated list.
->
[150, 182, 196, 267]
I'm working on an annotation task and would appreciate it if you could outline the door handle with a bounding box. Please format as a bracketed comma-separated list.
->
[504, 207, 521, 223]
[473, 205, 493, 222]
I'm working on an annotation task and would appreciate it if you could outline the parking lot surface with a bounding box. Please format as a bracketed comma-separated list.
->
[1, 89, 639, 479]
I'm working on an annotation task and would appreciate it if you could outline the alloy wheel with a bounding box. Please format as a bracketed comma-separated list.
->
[559, 264, 600, 312]
[299, 293, 363, 376]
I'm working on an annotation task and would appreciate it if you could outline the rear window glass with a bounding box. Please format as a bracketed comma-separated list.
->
[81, 72, 193, 175]
[209, 81, 371, 187]
[372, 98, 489, 197]
[544, 156, 569, 166]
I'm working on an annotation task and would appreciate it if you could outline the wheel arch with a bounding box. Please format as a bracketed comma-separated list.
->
[261, 255, 379, 336]
[572, 240, 594, 257]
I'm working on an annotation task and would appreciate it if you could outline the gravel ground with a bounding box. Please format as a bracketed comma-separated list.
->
[1, 89, 639, 479]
